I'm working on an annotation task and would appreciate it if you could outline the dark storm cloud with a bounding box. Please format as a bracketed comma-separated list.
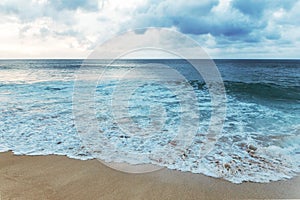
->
[0, 0, 299, 58]
[128, 0, 298, 44]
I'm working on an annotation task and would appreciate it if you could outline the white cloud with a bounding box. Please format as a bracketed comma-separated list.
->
[0, 0, 299, 58]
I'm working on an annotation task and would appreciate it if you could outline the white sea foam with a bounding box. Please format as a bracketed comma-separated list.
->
[0, 77, 299, 183]
[0, 60, 299, 183]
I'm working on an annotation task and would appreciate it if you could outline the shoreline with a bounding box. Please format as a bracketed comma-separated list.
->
[0, 151, 299, 199]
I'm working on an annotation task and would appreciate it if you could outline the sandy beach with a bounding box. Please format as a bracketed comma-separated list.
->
[0, 151, 299, 200]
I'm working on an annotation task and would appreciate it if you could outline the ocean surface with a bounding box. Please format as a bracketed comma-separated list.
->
[0, 59, 299, 183]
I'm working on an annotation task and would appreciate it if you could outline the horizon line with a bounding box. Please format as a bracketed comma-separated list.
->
[0, 58, 299, 60]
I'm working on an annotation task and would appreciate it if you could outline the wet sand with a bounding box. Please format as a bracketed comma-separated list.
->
[0, 151, 299, 200]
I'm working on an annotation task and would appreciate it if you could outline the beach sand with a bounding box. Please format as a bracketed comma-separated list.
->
[0, 151, 299, 200]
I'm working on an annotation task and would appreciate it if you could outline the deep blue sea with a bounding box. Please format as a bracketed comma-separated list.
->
[0, 59, 299, 183]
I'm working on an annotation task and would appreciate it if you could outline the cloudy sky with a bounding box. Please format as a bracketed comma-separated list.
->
[0, 0, 299, 59]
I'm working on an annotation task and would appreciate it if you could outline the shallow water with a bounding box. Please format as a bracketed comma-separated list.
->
[0, 59, 299, 183]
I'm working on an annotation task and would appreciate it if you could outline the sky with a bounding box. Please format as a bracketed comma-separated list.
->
[0, 0, 299, 59]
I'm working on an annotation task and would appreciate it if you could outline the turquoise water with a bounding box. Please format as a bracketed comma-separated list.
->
[0, 59, 299, 183]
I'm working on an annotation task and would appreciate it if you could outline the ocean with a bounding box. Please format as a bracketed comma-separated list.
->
[0, 59, 299, 183]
